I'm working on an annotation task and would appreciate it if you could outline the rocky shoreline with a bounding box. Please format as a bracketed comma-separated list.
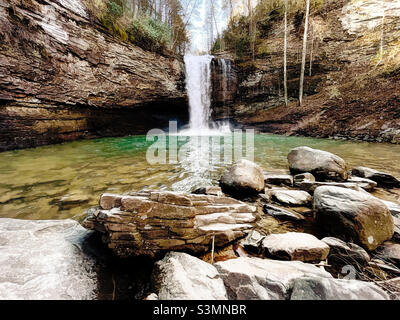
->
[1, 145, 399, 300]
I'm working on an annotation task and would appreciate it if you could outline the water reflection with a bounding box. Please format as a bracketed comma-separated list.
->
[0, 134, 399, 220]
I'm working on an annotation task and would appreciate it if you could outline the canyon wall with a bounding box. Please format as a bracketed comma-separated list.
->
[0, 0, 187, 151]
[211, 0, 400, 144]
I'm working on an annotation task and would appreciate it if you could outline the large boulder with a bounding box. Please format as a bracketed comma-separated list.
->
[214, 257, 333, 300]
[262, 232, 330, 262]
[351, 167, 400, 188]
[0, 219, 96, 300]
[287, 146, 348, 182]
[220, 159, 265, 197]
[151, 252, 228, 300]
[82, 190, 257, 258]
[314, 186, 394, 251]
[290, 277, 390, 300]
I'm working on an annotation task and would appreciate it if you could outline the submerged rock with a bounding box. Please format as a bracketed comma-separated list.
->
[263, 203, 305, 221]
[351, 167, 400, 188]
[214, 257, 332, 300]
[287, 146, 348, 182]
[262, 232, 330, 262]
[322, 237, 370, 266]
[82, 190, 257, 258]
[290, 277, 390, 300]
[220, 159, 265, 197]
[314, 186, 394, 251]
[0, 218, 96, 300]
[151, 252, 228, 300]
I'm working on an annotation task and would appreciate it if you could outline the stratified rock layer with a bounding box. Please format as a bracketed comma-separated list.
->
[0, 0, 187, 151]
[82, 191, 257, 258]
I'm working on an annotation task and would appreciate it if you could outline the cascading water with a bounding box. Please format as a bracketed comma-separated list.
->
[184, 55, 214, 131]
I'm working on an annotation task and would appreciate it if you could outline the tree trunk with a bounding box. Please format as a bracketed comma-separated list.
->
[284, 0, 288, 107]
[299, 0, 310, 106]
[309, 25, 314, 76]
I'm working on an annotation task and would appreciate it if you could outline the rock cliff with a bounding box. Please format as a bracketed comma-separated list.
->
[0, 0, 187, 151]
[211, 0, 400, 144]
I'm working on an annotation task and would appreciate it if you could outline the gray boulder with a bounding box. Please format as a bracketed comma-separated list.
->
[262, 232, 330, 262]
[288, 146, 348, 182]
[0, 219, 97, 300]
[314, 186, 394, 251]
[151, 252, 228, 300]
[220, 159, 265, 197]
[351, 166, 400, 188]
[214, 257, 332, 300]
[290, 277, 390, 300]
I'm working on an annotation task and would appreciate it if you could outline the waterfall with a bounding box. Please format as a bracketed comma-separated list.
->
[184, 55, 214, 131]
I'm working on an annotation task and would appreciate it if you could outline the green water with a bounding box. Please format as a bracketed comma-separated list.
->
[1, 134, 399, 220]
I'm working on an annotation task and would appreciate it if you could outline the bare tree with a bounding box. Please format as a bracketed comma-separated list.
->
[299, 0, 310, 106]
[284, 0, 288, 106]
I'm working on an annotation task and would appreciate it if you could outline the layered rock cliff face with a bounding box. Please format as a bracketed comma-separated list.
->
[211, 0, 400, 144]
[0, 0, 187, 151]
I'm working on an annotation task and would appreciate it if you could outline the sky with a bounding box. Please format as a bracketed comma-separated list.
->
[184, 0, 259, 53]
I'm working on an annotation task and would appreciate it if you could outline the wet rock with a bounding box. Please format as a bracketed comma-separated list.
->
[269, 189, 312, 206]
[290, 277, 390, 300]
[192, 186, 223, 197]
[393, 216, 400, 241]
[82, 190, 257, 258]
[314, 186, 394, 251]
[220, 159, 265, 197]
[293, 173, 316, 184]
[287, 146, 348, 182]
[151, 252, 228, 300]
[322, 237, 370, 266]
[214, 257, 332, 300]
[0, 218, 96, 300]
[351, 167, 400, 188]
[263, 204, 305, 221]
[264, 173, 293, 186]
[262, 232, 330, 262]
[375, 242, 400, 267]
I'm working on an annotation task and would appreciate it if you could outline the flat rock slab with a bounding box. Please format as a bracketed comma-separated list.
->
[347, 176, 377, 191]
[262, 232, 330, 262]
[290, 277, 390, 300]
[352, 167, 400, 188]
[322, 237, 370, 266]
[269, 189, 312, 206]
[295, 181, 369, 193]
[314, 186, 394, 251]
[264, 173, 293, 186]
[287, 146, 348, 182]
[83, 190, 257, 258]
[263, 203, 305, 221]
[151, 252, 228, 300]
[214, 257, 332, 300]
[0, 219, 96, 300]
